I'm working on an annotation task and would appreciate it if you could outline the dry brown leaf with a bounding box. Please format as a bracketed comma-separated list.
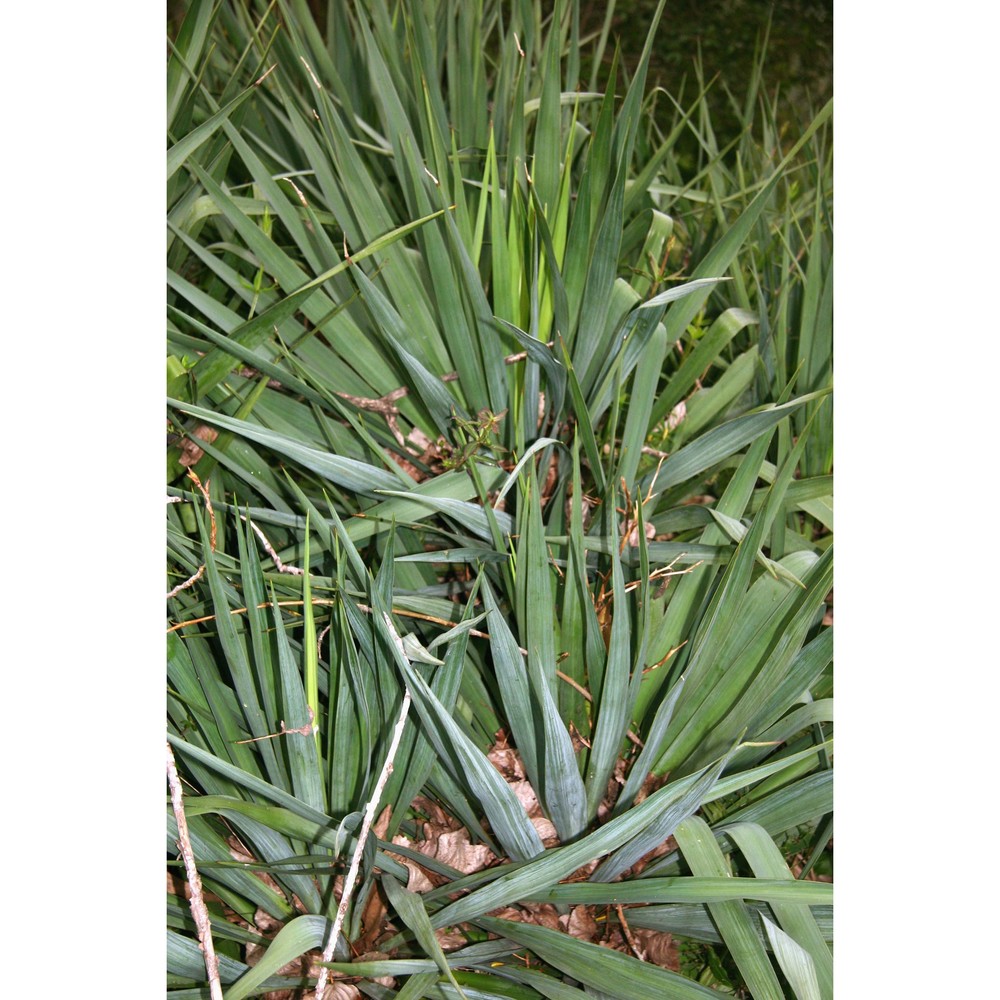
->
[323, 984, 362, 1000]
[412, 795, 458, 831]
[385, 449, 423, 480]
[487, 733, 526, 782]
[634, 928, 680, 970]
[633, 770, 668, 806]
[178, 424, 218, 466]
[252, 907, 284, 935]
[389, 835, 436, 893]
[625, 520, 657, 547]
[374, 805, 393, 839]
[563, 906, 599, 940]
[531, 815, 559, 842]
[354, 883, 388, 955]
[407, 427, 433, 451]
[432, 829, 497, 874]
[434, 929, 469, 951]
[508, 779, 540, 814]
[522, 903, 562, 930]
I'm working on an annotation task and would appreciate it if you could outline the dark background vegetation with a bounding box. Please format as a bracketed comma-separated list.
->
[169, 1, 832, 136]
[581, 0, 832, 162]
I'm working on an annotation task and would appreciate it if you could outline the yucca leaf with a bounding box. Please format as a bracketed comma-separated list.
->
[223, 914, 332, 1000]
[382, 874, 471, 1000]
[725, 822, 832, 1000]
[475, 917, 719, 1000]
[673, 815, 785, 1000]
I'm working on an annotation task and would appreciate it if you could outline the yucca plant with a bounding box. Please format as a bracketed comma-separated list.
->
[167, 1, 832, 997]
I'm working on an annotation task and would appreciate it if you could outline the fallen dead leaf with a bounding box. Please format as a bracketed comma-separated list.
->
[434, 929, 470, 951]
[634, 928, 680, 970]
[563, 906, 599, 940]
[432, 828, 498, 874]
[389, 835, 436, 893]
[323, 984, 362, 1000]
[487, 730, 526, 781]
[522, 903, 562, 930]
[178, 424, 218, 466]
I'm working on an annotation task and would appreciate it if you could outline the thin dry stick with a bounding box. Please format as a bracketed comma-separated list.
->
[334, 347, 548, 445]
[555, 670, 644, 749]
[235, 706, 316, 744]
[166, 471, 217, 599]
[167, 563, 205, 600]
[241, 515, 305, 575]
[168, 742, 224, 1000]
[312, 611, 413, 1000]
[167, 598, 496, 640]
[189, 470, 217, 550]
[615, 903, 647, 962]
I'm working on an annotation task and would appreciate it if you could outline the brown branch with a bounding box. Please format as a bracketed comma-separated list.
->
[335, 387, 408, 446]
[166, 563, 205, 600]
[333, 346, 550, 445]
[556, 670, 644, 749]
[241, 515, 304, 575]
[312, 613, 413, 999]
[235, 706, 316, 744]
[166, 471, 217, 600]
[167, 742, 224, 1000]
[167, 598, 498, 643]
[236, 366, 284, 389]
[615, 903, 647, 962]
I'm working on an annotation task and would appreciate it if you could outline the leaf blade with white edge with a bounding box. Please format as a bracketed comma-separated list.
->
[761, 914, 822, 1000]
[673, 815, 785, 1000]
[223, 914, 334, 1000]
[168, 398, 406, 493]
[368, 597, 544, 863]
[724, 822, 833, 1000]
[475, 916, 720, 1000]
[381, 874, 470, 1000]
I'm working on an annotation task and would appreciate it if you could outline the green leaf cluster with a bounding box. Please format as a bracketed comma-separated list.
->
[167, 1, 832, 997]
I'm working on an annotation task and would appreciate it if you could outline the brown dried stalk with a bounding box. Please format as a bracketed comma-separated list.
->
[166, 471, 217, 599]
[167, 742, 224, 1000]
[240, 515, 304, 575]
[312, 612, 413, 999]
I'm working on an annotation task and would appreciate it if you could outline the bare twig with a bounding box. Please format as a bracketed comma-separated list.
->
[235, 706, 316, 744]
[167, 598, 497, 641]
[166, 471, 216, 599]
[642, 641, 688, 675]
[254, 63, 277, 87]
[236, 366, 284, 388]
[241, 515, 304, 575]
[168, 742, 224, 1000]
[334, 348, 548, 444]
[623, 558, 702, 595]
[335, 387, 409, 447]
[318, 623, 331, 660]
[556, 670, 644, 749]
[166, 563, 205, 600]
[615, 903, 646, 962]
[313, 612, 413, 999]
[188, 470, 217, 551]
[300, 56, 322, 89]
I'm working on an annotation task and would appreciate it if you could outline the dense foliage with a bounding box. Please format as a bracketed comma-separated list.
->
[167, 1, 832, 997]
